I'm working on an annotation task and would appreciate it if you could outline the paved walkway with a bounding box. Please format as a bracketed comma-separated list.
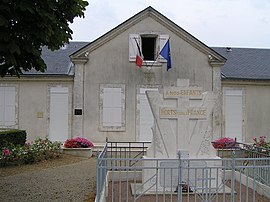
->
[0, 158, 96, 202]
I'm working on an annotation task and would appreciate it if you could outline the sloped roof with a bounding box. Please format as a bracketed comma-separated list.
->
[23, 42, 88, 75]
[213, 47, 270, 80]
[24, 43, 270, 80]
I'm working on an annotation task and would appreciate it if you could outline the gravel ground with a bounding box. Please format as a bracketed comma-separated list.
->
[0, 155, 96, 202]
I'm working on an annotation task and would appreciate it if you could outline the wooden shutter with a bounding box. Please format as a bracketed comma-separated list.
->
[129, 34, 140, 61]
[0, 87, 5, 125]
[102, 88, 122, 126]
[159, 34, 169, 62]
[49, 87, 69, 142]
[0, 87, 16, 126]
[224, 89, 243, 141]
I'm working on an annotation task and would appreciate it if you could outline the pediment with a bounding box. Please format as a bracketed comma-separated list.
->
[70, 6, 226, 66]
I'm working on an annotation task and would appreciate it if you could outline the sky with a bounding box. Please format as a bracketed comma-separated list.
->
[70, 0, 270, 48]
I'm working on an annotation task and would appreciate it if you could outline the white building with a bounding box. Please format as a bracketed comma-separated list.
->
[1, 7, 270, 144]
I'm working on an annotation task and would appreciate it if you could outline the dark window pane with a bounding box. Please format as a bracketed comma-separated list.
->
[142, 37, 156, 60]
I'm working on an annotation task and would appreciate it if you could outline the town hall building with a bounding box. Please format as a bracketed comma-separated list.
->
[1, 7, 270, 145]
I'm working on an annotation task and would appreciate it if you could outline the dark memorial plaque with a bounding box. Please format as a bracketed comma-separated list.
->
[74, 109, 83, 115]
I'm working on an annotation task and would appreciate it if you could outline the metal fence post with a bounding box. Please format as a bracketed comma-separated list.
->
[178, 155, 183, 202]
[230, 150, 235, 202]
[96, 150, 100, 202]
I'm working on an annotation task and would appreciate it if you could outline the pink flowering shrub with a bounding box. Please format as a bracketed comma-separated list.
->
[64, 137, 94, 148]
[1, 138, 61, 167]
[252, 136, 269, 149]
[212, 137, 236, 149]
[2, 148, 10, 156]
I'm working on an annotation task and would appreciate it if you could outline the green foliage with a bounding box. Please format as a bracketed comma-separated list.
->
[0, 0, 89, 77]
[0, 129, 26, 148]
[0, 137, 61, 166]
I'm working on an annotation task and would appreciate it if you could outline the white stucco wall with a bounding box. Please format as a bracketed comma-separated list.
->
[245, 84, 270, 142]
[19, 81, 48, 140]
[222, 81, 270, 143]
[78, 16, 221, 143]
[0, 77, 73, 141]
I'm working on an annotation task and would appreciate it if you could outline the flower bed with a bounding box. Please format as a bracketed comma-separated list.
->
[253, 136, 269, 149]
[63, 137, 94, 157]
[64, 137, 94, 148]
[0, 138, 61, 167]
[211, 137, 237, 149]
[251, 136, 270, 155]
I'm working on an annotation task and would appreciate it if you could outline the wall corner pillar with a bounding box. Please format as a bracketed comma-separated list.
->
[71, 57, 88, 138]
[211, 64, 223, 140]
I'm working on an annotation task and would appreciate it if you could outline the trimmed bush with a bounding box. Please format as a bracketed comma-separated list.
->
[0, 129, 27, 148]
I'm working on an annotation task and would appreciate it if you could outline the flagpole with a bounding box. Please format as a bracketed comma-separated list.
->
[134, 37, 142, 57]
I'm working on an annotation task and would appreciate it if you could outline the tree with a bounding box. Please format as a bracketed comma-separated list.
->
[0, 0, 88, 77]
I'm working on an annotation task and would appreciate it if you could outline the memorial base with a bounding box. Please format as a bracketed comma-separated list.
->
[142, 156, 223, 193]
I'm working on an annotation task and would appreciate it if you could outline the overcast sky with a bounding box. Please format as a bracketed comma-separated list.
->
[70, 0, 270, 48]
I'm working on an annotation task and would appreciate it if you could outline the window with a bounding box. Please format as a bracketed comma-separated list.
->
[141, 36, 157, 60]
[0, 86, 16, 127]
[99, 84, 125, 131]
[129, 34, 169, 63]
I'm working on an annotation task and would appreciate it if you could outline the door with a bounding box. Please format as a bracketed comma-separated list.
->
[138, 88, 159, 142]
[49, 87, 69, 142]
[224, 89, 243, 142]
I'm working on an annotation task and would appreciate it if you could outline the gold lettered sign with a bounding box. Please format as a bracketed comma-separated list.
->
[164, 87, 203, 99]
[160, 107, 207, 120]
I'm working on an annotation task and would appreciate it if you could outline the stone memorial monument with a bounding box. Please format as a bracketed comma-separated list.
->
[141, 79, 222, 193]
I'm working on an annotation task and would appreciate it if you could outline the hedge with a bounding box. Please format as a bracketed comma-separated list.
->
[0, 130, 27, 148]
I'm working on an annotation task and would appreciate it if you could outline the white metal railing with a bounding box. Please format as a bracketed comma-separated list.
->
[217, 142, 270, 186]
[96, 142, 270, 202]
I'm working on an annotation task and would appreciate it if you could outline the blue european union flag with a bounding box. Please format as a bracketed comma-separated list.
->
[160, 40, 172, 71]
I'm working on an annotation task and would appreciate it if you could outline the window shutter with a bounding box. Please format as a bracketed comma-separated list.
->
[129, 34, 140, 61]
[0, 87, 16, 126]
[159, 34, 169, 62]
[225, 89, 243, 142]
[100, 84, 125, 131]
[102, 88, 122, 126]
[0, 88, 5, 125]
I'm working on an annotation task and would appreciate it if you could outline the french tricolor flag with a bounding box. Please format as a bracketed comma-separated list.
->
[134, 38, 143, 68]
